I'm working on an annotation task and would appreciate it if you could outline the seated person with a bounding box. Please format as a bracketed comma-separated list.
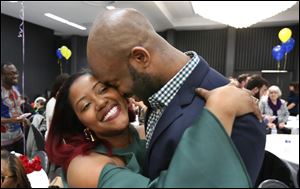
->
[46, 70, 260, 188]
[259, 85, 290, 134]
[287, 82, 299, 116]
[1, 149, 31, 188]
[32, 97, 47, 137]
[33, 97, 46, 115]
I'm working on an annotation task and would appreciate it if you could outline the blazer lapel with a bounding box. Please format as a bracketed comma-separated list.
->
[147, 96, 183, 151]
[146, 55, 210, 152]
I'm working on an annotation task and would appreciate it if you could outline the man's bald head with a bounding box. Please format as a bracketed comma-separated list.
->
[86, 8, 182, 100]
[87, 8, 158, 61]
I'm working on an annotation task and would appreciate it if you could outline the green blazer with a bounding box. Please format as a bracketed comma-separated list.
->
[98, 108, 252, 188]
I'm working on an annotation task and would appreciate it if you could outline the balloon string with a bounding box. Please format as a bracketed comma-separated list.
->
[17, 1, 26, 155]
[17, 1, 25, 98]
[60, 61, 63, 74]
[17, 2, 24, 39]
[284, 53, 287, 70]
[277, 61, 280, 84]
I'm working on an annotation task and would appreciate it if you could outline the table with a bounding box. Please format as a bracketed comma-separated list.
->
[265, 134, 299, 165]
[286, 116, 299, 134]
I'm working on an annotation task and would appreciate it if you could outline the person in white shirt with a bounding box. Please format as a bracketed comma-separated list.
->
[45, 74, 69, 139]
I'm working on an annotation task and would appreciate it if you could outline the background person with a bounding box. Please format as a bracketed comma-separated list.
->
[45, 73, 70, 140]
[259, 85, 290, 134]
[1, 63, 30, 154]
[246, 74, 269, 100]
[287, 82, 299, 116]
[1, 149, 31, 188]
[237, 73, 251, 89]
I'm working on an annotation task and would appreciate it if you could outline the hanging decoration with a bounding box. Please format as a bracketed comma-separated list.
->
[281, 37, 295, 70]
[60, 46, 72, 60]
[17, 1, 25, 98]
[278, 28, 292, 43]
[56, 46, 72, 74]
[271, 27, 296, 84]
[17, 1, 26, 154]
[272, 44, 285, 83]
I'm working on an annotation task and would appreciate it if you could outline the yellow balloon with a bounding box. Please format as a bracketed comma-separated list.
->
[60, 46, 69, 58]
[65, 49, 72, 60]
[278, 28, 292, 43]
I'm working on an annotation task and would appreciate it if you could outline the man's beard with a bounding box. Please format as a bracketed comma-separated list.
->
[127, 63, 160, 103]
[5, 78, 18, 86]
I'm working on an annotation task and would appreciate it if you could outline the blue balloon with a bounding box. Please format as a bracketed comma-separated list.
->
[282, 37, 295, 54]
[272, 45, 285, 61]
[56, 48, 63, 59]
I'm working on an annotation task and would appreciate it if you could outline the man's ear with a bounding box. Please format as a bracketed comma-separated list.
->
[129, 46, 150, 69]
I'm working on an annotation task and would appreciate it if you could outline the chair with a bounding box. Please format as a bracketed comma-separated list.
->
[258, 179, 289, 188]
[26, 125, 45, 158]
[31, 113, 47, 137]
[282, 160, 299, 188]
[255, 151, 295, 188]
[48, 162, 63, 182]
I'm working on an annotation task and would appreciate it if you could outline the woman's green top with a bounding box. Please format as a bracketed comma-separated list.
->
[63, 108, 252, 188]
[94, 124, 146, 174]
[62, 125, 145, 187]
[98, 108, 252, 188]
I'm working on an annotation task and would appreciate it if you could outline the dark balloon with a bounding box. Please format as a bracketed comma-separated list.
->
[282, 37, 295, 54]
[56, 48, 63, 59]
[272, 45, 285, 62]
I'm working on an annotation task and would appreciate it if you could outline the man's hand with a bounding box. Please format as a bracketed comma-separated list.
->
[278, 122, 285, 129]
[11, 116, 31, 127]
[22, 118, 31, 127]
[267, 123, 276, 129]
[10, 116, 25, 123]
[195, 84, 263, 135]
[128, 98, 147, 113]
[196, 85, 262, 121]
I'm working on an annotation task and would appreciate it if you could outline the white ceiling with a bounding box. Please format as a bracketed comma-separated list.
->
[1, 1, 299, 36]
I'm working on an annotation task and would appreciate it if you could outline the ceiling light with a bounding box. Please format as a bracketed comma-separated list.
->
[191, 1, 297, 28]
[83, 1, 115, 7]
[106, 5, 115, 10]
[44, 13, 86, 30]
[261, 70, 288, 73]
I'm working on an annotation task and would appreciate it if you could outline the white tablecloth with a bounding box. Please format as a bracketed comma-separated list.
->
[27, 169, 49, 188]
[286, 116, 299, 134]
[265, 134, 299, 165]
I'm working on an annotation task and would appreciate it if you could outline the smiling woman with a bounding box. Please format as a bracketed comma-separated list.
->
[45, 69, 144, 187]
[44, 69, 259, 188]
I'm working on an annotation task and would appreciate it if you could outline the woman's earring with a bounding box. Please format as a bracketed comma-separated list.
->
[84, 128, 95, 142]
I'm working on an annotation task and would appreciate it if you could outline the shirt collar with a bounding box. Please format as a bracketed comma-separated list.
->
[148, 51, 199, 109]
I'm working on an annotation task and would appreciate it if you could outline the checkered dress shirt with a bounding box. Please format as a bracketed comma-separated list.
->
[145, 51, 199, 148]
